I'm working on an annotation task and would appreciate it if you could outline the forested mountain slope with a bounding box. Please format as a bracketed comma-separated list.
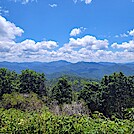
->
[0, 61, 134, 79]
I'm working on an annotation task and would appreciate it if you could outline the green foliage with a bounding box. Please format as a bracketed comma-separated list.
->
[0, 68, 47, 97]
[47, 75, 92, 92]
[0, 69, 134, 133]
[124, 108, 134, 120]
[51, 77, 72, 104]
[0, 92, 24, 109]
[19, 69, 46, 96]
[0, 92, 44, 112]
[101, 72, 134, 118]
[78, 81, 103, 112]
[0, 108, 134, 133]
[0, 108, 46, 133]
[0, 68, 19, 97]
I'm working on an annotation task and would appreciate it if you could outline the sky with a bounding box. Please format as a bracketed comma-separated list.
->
[0, 0, 134, 63]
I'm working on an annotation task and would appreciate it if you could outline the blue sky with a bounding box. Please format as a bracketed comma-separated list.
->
[0, 0, 134, 62]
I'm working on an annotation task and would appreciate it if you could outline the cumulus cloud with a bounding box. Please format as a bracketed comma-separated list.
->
[0, 15, 24, 56]
[1, 38, 58, 61]
[115, 29, 134, 39]
[70, 28, 81, 36]
[67, 35, 109, 50]
[0, 16, 24, 41]
[0, 41, 15, 52]
[53, 46, 134, 63]
[20, 39, 58, 51]
[53, 35, 134, 63]
[49, 4, 57, 8]
[112, 40, 134, 52]
[129, 29, 134, 36]
[0, 15, 58, 62]
[70, 27, 86, 36]
[0, 15, 134, 63]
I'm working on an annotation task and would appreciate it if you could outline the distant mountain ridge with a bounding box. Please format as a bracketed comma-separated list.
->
[0, 60, 134, 79]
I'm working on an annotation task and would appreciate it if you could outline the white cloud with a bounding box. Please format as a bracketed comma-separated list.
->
[129, 29, 134, 36]
[115, 33, 128, 38]
[49, 4, 57, 8]
[120, 33, 128, 38]
[0, 7, 9, 15]
[0, 16, 24, 41]
[84, 0, 92, 4]
[67, 35, 109, 50]
[0, 15, 58, 62]
[0, 40, 15, 52]
[51, 46, 134, 63]
[112, 40, 134, 52]
[70, 28, 81, 36]
[0, 15, 134, 63]
[20, 39, 58, 51]
[73, 0, 92, 4]
[11, 0, 37, 4]
[114, 29, 134, 39]
[70, 27, 86, 36]
[115, 29, 134, 38]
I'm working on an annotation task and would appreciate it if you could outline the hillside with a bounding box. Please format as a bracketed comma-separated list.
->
[0, 60, 134, 79]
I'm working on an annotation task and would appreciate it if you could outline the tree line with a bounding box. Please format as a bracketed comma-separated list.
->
[0, 68, 134, 119]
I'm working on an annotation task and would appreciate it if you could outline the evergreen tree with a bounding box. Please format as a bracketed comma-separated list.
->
[101, 72, 134, 118]
[19, 69, 46, 96]
[51, 77, 72, 104]
[79, 81, 103, 112]
[0, 68, 19, 97]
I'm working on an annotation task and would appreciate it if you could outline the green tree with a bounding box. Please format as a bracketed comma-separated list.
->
[0, 68, 19, 97]
[19, 69, 46, 96]
[78, 81, 103, 112]
[51, 77, 72, 104]
[101, 72, 134, 118]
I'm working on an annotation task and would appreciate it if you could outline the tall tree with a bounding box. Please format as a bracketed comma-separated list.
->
[78, 81, 103, 112]
[101, 72, 134, 118]
[51, 77, 72, 104]
[0, 68, 19, 97]
[19, 69, 46, 96]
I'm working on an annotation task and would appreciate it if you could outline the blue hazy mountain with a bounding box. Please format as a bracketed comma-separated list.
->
[0, 60, 134, 79]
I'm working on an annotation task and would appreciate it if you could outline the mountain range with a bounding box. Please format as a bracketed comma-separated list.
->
[0, 60, 134, 79]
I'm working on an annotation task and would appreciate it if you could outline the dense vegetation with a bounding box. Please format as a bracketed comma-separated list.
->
[0, 68, 134, 133]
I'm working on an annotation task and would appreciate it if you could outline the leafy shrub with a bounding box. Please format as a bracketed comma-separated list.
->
[0, 92, 44, 112]
[0, 108, 134, 134]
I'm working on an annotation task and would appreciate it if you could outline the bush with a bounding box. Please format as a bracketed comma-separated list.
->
[0, 108, 134, 134]
[0, 92, 44, 112]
